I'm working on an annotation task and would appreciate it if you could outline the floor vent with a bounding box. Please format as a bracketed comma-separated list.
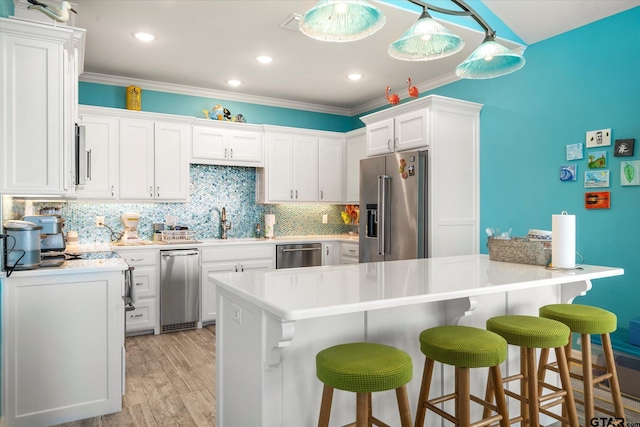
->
[161, 321, 197, 333]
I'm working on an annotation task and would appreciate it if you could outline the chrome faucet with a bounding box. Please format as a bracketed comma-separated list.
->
[221, 207, 232, 239]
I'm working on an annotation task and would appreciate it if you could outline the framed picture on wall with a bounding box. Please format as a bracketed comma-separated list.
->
[621, 161, 640, 186]
[566, 143, 583, 160]
[614, 139, 635, 157]
[584, 170, 610, 188]
[585, 191, 610, 209]
[586, 128, 611, 148]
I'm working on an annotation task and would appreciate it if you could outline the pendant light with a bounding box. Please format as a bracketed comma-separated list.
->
[299, 0, 386, 42]
[388, 6, 464, 61]
[455, 33, 525, 79]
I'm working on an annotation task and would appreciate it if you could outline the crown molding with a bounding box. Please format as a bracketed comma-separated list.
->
[78, 72, 353, 117]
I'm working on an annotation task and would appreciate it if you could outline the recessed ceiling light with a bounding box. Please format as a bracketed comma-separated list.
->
[347, 73, 363, 81]
[133, 32, 156, 42]
[256, 55, 273, 64]
[226, 79, 242, 87]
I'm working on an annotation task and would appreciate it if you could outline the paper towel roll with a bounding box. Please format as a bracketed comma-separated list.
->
[552, 212, 576, 268]
[265, 214, 276, 239]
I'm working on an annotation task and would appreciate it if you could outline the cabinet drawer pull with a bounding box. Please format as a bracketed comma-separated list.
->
[135, 282, 144, 286]
[131, 313, 143, 318]
[348, 249, 356, 253]
[130, 258, 143, 262]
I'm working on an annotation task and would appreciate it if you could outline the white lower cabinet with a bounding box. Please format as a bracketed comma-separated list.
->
[340, 242, 359, 264]
[200, 244, 274, 324]
[115, 249, 160, 335]
[2, 270, 124, 427]
[322, 242, 339, 266]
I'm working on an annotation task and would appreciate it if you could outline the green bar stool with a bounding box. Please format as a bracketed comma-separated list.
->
[486, 315, 579, 427]
[316, 342, 413, 427]
[539, 304, 625, 422]
[414, 325, 510, 427]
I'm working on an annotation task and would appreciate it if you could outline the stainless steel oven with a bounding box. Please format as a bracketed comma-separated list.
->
[276, 243, 322, 269]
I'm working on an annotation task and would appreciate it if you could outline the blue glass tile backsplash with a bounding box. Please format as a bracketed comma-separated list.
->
[3, 165, 356, 243]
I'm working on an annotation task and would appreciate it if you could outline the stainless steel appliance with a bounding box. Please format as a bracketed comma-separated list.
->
[160, 249, 200, 333]
[23, 214, 66, 267]
[359, 150, 427, 263]
[276, 243, 322, 269]
[3, 220, 42, 273]
[23, 214, 66, 252]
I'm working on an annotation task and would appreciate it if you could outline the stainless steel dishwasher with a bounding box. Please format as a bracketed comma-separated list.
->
[276, 243, 322, 269]
[160, 249, 200, 333]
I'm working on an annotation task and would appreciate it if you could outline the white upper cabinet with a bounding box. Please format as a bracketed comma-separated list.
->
[154, 121, 190, 200]
[257, 127, 350, 204]
[292, 134, 318, 202]
[363, 107, 428, 157]
[119, 117, 189, 201]
[191, 120, 263, 167]
[76, 113, 119, 199]
[0, 18, 84, 195]
[318, 136, 344, 203]
[345, 129, 365, 204]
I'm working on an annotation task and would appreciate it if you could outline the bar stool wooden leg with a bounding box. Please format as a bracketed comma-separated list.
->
[414, 358, 434, 427]
[490, 365, 511, 427]
[520, 347, 530, 426]
[458, 367, 471, 427]
[396, 385, 412, 427]
[318, 385, 334, 427]
[555, 346, 579, 427]
[581, 333, 595, 423]
[356, 392, 369, 427]
[526, 348, 540, 427]
[602, 333, 625, 417]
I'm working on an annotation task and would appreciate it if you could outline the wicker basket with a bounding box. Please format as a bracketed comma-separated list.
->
[487, 237, 551, 266]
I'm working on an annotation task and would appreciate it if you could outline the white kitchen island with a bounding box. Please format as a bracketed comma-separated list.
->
[210, 254, 624, 427]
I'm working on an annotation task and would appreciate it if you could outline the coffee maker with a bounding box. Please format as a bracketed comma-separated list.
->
[23, 214, 66, 267]
[121, 212, 143, 245]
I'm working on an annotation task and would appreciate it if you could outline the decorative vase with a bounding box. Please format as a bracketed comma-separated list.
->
[126, 86, 141, 111]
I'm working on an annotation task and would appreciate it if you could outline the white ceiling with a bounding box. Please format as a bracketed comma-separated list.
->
[23, 0, 640, 115]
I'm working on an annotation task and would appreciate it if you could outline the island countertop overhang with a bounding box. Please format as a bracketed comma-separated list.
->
[209, 254, 624, 321]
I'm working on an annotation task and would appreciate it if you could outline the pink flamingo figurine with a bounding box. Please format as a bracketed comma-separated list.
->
[386, 86, 400, 105]
[407, 78, 419, 98]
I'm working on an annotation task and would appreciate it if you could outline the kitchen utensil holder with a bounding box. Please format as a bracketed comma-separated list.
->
[487, 237, 551, 266]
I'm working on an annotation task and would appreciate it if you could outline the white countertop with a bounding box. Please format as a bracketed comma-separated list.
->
[2, 256, 129, 278]
[209, 254, 624, 321]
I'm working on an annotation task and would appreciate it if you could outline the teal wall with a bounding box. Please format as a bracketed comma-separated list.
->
[425, 7, 640, 329]
[79, 82, 353, 132]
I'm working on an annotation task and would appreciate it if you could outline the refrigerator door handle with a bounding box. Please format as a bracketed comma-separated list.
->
[378, 175, 390, 255]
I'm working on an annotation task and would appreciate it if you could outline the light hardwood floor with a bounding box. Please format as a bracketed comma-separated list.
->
[55, 325, 217, 427]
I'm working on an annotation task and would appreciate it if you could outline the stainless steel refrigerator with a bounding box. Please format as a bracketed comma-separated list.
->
[359, 150, 427, 263]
